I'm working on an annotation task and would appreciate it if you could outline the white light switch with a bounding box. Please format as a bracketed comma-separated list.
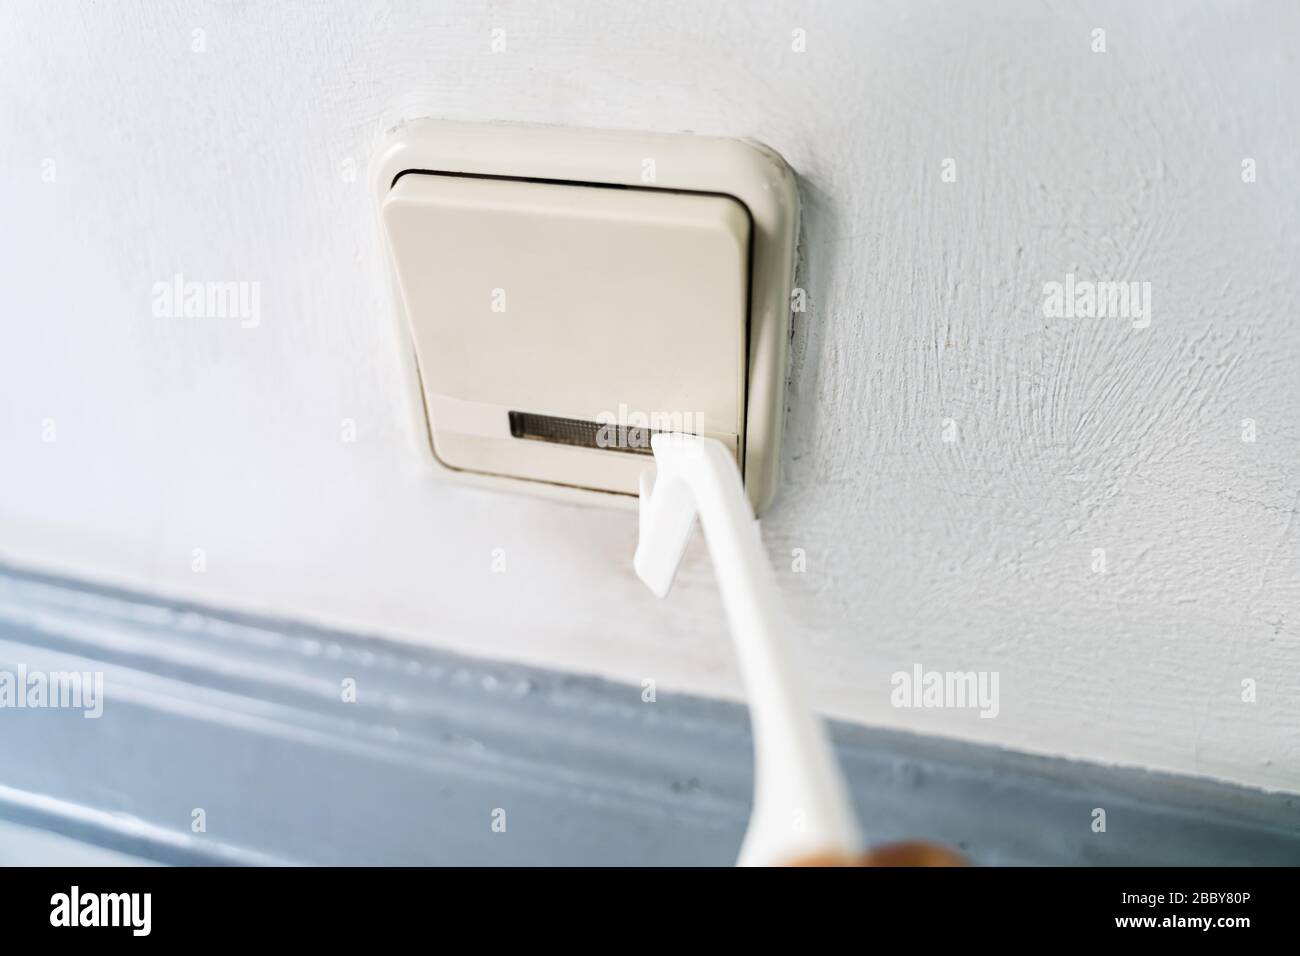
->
[383, 173, 749, 496]
[374, 121, 798, 513]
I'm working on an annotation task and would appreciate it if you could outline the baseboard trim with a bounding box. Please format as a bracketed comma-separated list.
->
[1, 563, 1296, 865]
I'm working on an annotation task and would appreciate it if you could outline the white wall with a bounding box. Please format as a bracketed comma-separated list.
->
[2, 0, 1297, 792]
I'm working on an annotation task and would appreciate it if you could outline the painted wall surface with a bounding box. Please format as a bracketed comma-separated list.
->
[1, 1, 1297, 792]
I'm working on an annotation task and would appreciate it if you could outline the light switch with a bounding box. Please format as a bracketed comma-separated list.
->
[374, 121, 798, 513]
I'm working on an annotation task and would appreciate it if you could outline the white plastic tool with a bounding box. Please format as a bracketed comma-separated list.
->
[634, 433, 861, 866]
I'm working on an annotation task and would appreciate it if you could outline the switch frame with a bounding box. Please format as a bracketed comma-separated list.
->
[372, 119, 799, 514]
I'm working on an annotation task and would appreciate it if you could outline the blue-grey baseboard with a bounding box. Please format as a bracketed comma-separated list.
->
[0, 563, 1296, 866]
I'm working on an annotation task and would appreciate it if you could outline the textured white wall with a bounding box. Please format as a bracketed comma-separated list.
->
[2, 1, 1297, 792]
